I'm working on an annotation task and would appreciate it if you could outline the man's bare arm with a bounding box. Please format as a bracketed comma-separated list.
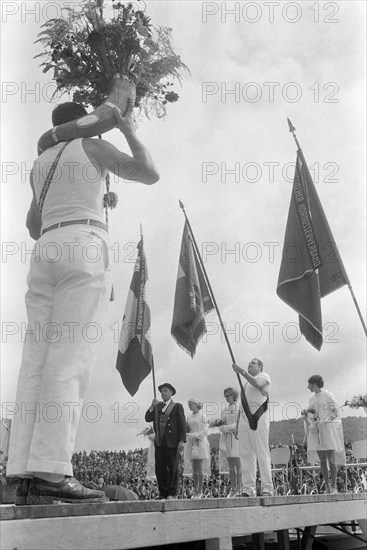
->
[232, 363, 268, 391]
[84, 105, 159, 185]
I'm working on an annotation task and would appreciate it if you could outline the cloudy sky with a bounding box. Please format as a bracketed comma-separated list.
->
[1, 1, 366, 452]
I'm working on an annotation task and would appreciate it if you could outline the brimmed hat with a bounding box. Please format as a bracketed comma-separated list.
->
[158, 383, 176, 395]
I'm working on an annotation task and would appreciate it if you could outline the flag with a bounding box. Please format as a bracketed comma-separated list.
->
[171, 221, 215, 357]
[116, 239, 153, 396]
[277, 152, 349, 350]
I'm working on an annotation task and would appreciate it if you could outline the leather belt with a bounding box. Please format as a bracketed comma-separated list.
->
[42, 219, 108, 235]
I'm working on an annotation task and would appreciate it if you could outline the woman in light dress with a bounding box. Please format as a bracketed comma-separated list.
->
[185, 398, 211, 499]
[219, 387, 242, 497]
[303, 375, 345, 494]
[145, 428, 156, 481]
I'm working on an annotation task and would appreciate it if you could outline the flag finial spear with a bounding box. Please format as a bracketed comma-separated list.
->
[287, 118, 301, 151]
[140, 222, 143, 239]
[287, 118, 296, 136]
[179, 199, 185, 211]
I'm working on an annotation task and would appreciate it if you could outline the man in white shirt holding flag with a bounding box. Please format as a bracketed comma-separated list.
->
[233, 358, 274, 497]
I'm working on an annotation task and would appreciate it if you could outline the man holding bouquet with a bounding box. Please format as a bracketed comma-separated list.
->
[7, 100, 159, 505]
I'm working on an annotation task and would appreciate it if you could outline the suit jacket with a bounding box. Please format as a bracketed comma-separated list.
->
[145, 401, 186, 448]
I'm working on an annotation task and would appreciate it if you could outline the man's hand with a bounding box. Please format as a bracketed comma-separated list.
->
[178, 441, 185, 453]
[232, 363, 243, 375]
[149, 398, 160, 411]
[113, 100, 135, 135]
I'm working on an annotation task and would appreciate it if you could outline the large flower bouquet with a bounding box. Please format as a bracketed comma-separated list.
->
[137, 426, 154, 437]
[208, 418, 225, 429]
[35, 0, 189, 118]
[301, 407, 321, 444]
[343, 395, 367, 410]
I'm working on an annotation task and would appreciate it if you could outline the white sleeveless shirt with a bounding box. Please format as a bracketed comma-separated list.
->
[32, 138, 106, 230]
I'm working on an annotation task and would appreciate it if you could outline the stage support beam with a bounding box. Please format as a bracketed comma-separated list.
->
[301, 525, 317, 550]
[206, 536, 232, 550]
[1, 496, 366, 550]
[358, 518, 367, 539]
[276, 529, 290, 549]
[252, 532, 265, 549]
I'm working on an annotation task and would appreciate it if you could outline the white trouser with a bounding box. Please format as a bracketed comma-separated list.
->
[7, 227, 111, 476]
[238, 412, 274, 496]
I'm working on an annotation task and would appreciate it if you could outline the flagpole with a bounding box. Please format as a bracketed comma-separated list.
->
[140, 223, 158, 399]
[347, 285, 367, 336]
[139, 223, 159, 440]
[287, 118, 314, 206]
[287, 119, 367, 337]
[178, 200, 246, 392]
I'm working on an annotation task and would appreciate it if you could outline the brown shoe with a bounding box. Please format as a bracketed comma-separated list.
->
[15, 478, 32, 505]
[27, 477, 108, 505]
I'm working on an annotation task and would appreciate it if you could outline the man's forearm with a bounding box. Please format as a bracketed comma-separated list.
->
[238, 367, 263, 390]
[123, 129, 159, 181]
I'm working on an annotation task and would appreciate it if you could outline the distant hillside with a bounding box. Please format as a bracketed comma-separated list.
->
[208, 416, 366, 449]
[269, 416, 366, 446]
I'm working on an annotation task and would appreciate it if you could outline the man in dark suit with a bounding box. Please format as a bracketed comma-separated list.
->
[145, 383, 186, 499]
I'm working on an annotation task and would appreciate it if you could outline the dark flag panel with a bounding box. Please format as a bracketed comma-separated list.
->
[171, 221, 215, 357]
[277, 153, 349, 350]
[116, 240, 153, 396]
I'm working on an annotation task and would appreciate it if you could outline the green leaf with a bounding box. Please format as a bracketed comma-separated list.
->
[42, 64, 54, 73]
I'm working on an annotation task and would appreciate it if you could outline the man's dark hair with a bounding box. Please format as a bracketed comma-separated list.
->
[52, 102, 88, 126]
[253, 358, 263, 370]
[308, 374, 324, 388]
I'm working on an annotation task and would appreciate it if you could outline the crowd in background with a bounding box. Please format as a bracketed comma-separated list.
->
[70, 441, 365, 500]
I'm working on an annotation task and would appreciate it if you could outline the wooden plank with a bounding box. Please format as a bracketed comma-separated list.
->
[0, 506, 15, 520]
[164, 496, 261, 511]
[1, 500, 164, 520]
[1, 499, 365, 550]
[2, 493, 364, 521]
[262, 495, 317, 506]
[352, 491, 367, 500]
[0, 496, 260, 521]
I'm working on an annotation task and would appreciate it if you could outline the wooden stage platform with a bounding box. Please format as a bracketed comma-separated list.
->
[1, 493, 366, 550]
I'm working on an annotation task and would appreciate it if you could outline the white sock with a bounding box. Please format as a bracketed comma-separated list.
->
[34, 473, 65, 483]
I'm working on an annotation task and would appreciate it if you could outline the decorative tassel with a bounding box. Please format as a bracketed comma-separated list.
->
[103, 191, 118, 209]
